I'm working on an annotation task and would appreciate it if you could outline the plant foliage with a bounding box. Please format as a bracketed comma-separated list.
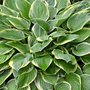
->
[0, 0, 90, 90]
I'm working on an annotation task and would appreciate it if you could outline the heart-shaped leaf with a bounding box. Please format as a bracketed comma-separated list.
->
[32, 55, 52, 71]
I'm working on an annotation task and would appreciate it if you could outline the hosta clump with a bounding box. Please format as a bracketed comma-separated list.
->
[0, 0, 90, 90]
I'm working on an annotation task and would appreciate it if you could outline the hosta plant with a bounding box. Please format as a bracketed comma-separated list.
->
[0, 0, 90, 90]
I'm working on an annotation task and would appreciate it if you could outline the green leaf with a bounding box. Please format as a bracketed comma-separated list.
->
[56, 0, 70, 11]
[35, 73, 53, 90]
[45, 0, 57, 7]
[6, 79, 17, 90]
[0, 69, 12, 85]
[55, 6, 75, 26]
[0, 41, 12, 55]
[12, 64, 33, 78]
[29, 0, 49, 21]
[3, 0, 18, 11]
[81, 54, 90, 63]
[9, 53, 32, 71]
[0, 61, 9, 72]
[50, 28, 65, 38]
[0, 50, 14, 64]
[72, 42, 90, 56]
[30, 38, 52, 53]
[19, 86, 30, 90]
[0, 15, 12, 26]
[6, 41, 29, 54]
[52, 49, 76, 64]
[16, 0, 31, 19]
[73, 28, 90, 42]
[0, 5, 18, 16]
[46, 62, 60, 75]
[17, 67, 37, 88]
[0, 29, 25, 41]
[83, 64, 90, 74]
[54, 81, 71, 90]
[67, 11, 90, 32]
[32, 24, 48, 42]
[54, 59, 77, 73]
[48, 6, 58, 19]
[7, 16, 30, 30]
[41, 73, 58, 85]
[0, 23, 10, 30]
[32, 18, 50, 31]
[66, 73, 81, 90]
[6, 79, 31, 90]
[32, 55, 52, 71]
[30, 82, 38, 90]
[81, 74, 90, 90]
[75, 65, 83, 75]
[2, 87, 8, 90]
[55, 34, 78, 45]
[27, 0, 35, 4]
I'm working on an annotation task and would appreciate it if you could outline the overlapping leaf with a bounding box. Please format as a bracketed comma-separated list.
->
[0, 29, 25, 41]
[0, 0, 90, 89]
[66, 73, 81, 90]
[54, 81, 71, 90]
[72, 42, 90, 56]
[16, 67, 37, 88]
[9, 53, 32, 71]
[29, 0, 49, 21]
[32, 54, 52, 71]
